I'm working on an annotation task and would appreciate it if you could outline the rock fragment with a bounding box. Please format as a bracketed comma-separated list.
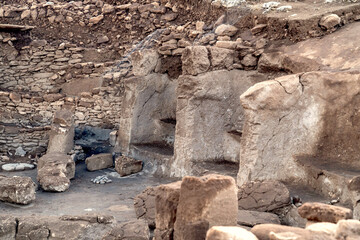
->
[154, 181, 181, 240]
[0, 176, 36, 205]
[85, 153, 113, 171]
[298, 202, 353, 223]
[115, 155, 142, 177]
[206, 226, 258, 240]
[37, 152, 75, 192]
[319, 14, 341, 31]
[174, 174, 238, 240]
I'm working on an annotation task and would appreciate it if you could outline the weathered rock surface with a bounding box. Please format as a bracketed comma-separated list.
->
[237, 70, 360, 216]
[134, 186, 156, 228]
[116, 73, 176, 164]
[215, 24, 238, 36]
[0, 176, 36, 205]
[173, 174, 238, 240]
[206, 226, 258, 240]
[0, 216, 16, 239]
[103, 219, 150, 240]
[37, 152, 75, 192]
[238, 180, 290, 212]
[47, 109, 75, 154]
[258, 22, 360, 73]
[319, 14, 341, 31]
[251, 224, 332, 240]
[181, 46, 210, 76]
[170, 70, 266, 177]
[131, 49, 159, 76]
[85, 153, 113, 171]
[154, 181, 181, 240]
[16, 214, 113, 240]
[298, 202, 353, 223]
[237, 210, 280, 227]
[114, 155, 142, 177]
[335, 219, 360, 239]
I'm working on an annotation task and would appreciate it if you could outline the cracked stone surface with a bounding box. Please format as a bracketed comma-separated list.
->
[238, 180, 290, 212]
[115, 73, 176, 164]
[170, 69, 267, 177]
[238, 70, 360, 214]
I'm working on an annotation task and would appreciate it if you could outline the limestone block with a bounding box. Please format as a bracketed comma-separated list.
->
[37, 152, 75, 192]
[215, 24, 238, 36]
[131, 49, 159, 76]
[116, 73, 176, 159]
[237, 210, 280, 227]
[335, 219, 360, 239]
[114, 155, 142, 176]
[206, 226, 258, 240]
[0, 176, 36, 205]
[238, 180, 290, 212]
[154, 181, 181, 240]
[181, 46, 210, 76]
[298, 202, 352, 223]
[47, 109, 75, 154]
[170, 70, 266, 177]
[85, 153, 113, 171]
[173, 174, 238, 240]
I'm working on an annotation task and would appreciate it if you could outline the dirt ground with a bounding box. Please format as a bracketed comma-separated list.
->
[0, 162, 175, 223]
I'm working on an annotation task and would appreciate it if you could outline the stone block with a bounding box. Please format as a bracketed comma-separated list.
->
[134, 186, 156, 228]
[85, 153, 113, 171]
[181, 46, 210, 76]
[37, 152, 75, 192]
[298, 202, 352, 223]
[206, 226, 258, 240]
[114, 155, 142, 176]
[173, 174, 238, 240]
[154, 181, 182, 240]
[238, 180, 290, 212]
[0, 176, 36, 205]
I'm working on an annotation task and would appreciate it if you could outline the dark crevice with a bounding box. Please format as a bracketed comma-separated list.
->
[160, 118, 176, 125]
[15, 218, 19, 238]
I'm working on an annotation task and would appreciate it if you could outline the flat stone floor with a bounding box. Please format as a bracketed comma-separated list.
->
[0, 161, 174, 223]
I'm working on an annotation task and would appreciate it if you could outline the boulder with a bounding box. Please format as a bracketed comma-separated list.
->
[238, 180, 290, 212]
[103, 219, 150, 240]
[85, 153, 113, 171]
[134, 186, 156, 228]
[0, 176, 36, 205]
[170, 70, 266, 177]
[154, 181, 182, 240]
[114, 156, 142, 176]
[206, 226, 258, 240]
[298, 202, 352, 223]
[319, 14, 341, 31]
[215, 24, 238, 36]
[173, 174, 238, 240]
[181, 46, 210, 76]
[37, 152, 75, 192]
[47, 109, 74, 154]
[237, 210, 280, 227]
[131, 49, 159, 76]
